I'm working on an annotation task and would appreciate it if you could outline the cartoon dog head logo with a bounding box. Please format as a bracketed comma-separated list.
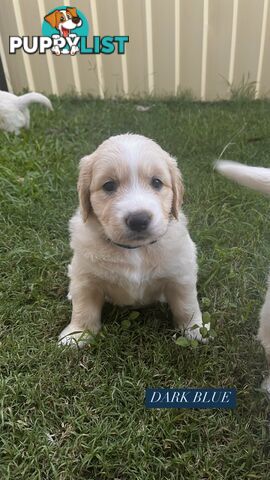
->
[42, 6, 89, 55]
[44, 7, 82, 38]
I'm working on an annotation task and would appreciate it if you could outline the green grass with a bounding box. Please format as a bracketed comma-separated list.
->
[1, 96, 270, 479]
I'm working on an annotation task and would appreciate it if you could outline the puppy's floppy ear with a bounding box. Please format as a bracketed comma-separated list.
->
[77, 154, 95, 222]
[167, 155, 184, 219]
[66, 7, 78, 17]
[44, 11, 58, 28]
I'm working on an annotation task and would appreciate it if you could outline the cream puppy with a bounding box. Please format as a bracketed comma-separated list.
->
[216, 160, 270, 392]
[59, 134, 204, 347]
[0, 91, 52, 135]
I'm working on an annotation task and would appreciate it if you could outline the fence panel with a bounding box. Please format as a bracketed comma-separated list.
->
[0, 0, 269, 99]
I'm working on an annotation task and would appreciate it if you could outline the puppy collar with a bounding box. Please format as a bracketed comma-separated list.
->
[110, 240, 157, 249]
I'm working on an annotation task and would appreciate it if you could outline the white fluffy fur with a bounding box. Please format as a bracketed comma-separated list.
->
[216, 160, 270, 392]
[0, 91, 52, 135]
[215, 160, 270, 195]
[59, 134, 205, 347]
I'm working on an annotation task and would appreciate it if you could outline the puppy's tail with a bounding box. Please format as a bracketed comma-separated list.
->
[17, 92, 53, 111]
[215, 160, 270, 196]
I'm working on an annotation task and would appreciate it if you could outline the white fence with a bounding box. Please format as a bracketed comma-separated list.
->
[1, 0, 270, 99]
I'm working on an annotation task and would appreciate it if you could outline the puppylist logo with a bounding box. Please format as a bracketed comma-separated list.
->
[9, 6, 129, 56]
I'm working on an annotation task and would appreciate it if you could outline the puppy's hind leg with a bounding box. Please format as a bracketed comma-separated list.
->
[258, 275, 270, 393]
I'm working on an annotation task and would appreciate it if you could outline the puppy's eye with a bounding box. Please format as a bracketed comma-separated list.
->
[151, 177, 163, 190]
[102, 180, 117, 193]
[60, 16, 65, 21]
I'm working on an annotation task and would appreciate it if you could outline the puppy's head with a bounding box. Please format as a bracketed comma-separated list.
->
[44, 8, 82, 34]
[78, 134, 184, 247]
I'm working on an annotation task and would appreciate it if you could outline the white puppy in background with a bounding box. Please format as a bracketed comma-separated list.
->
[216, 160, 270, 392]
[0, 91, 52, 135]
[59, 133, 205, 347]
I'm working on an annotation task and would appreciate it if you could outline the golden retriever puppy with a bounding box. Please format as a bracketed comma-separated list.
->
[216, 160, 270, 392]
[59, 134, 204, 347]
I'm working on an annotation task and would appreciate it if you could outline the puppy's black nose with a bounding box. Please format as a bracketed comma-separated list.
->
[73, 16, 81, 24]
[125, 211, 152, 232]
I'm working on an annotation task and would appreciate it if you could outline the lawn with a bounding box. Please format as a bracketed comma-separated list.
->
[1, 96, 270, 479]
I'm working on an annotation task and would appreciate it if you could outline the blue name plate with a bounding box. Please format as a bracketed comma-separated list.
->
[145, 388, 236, 409]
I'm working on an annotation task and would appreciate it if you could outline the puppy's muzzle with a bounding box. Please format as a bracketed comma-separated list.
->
[72, 16, 81, 24]
[125, 211, 152, 233]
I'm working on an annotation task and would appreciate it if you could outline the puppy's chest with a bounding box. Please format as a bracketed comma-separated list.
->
[100, 250, 163, 305]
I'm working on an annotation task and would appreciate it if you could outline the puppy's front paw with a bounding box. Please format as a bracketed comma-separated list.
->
[184, 326, 206, 344]
[70, 45, 79, 56]
[58, 325, 92, 348]
[51, 46, 60, 56]
[184, 317, 210, 344]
